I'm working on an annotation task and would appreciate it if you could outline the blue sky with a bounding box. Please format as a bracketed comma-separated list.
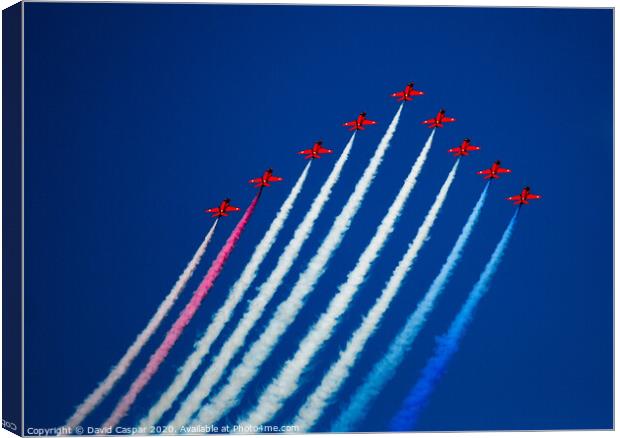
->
[23, 4, 612, 432]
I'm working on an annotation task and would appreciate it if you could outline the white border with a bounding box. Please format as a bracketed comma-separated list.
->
[0, 2, 615, 438]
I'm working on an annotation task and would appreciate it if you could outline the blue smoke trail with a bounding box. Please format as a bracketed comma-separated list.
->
[389, 210, 519, 431]
[332, 182, 490, 432]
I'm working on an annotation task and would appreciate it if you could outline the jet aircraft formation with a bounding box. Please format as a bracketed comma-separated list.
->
[207, 81, 541, 220]
[66, 79, 544, 432]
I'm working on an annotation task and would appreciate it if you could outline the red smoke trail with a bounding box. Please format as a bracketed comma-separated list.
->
[101, 192, 261, 429]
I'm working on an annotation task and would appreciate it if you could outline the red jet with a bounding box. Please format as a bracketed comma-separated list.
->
[205, 198, 241, 218]
[506, 186, 542, 205]
[249, 168, 283, 188]
[390, 82, 424, 102]
[477, 161, 512, 179]
[343, 112, 377, 131]
[298, 141, 333, 159]
[448, 138, 480, 157]
[421, 108, 456, 128]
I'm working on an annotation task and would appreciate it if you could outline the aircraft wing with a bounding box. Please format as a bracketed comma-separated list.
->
[391, 91, 405, 100]
[205, 207, 219, 213]
[496, 167, 512, 174]
[298, 149, 312, 155]
[466, 145, 481, 151]
[442, 117, 456, 123]
[421, 118, 436, 125]
[527, 193, 542, 200]
[225, 205, 241, 212]
[447, 147, 460, 154]
[477, 169, 492, 175]
[362, 119, 377, 126]
[343, 121, 356, 127]
[506, 195, 521, 201]
[318, 147, 333, 154]
[268, 175, 283, 182]
[411, 90, 424, 96]
[249, 177, 262, 184]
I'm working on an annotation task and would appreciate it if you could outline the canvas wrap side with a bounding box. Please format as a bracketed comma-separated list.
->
[3, 2, 24, 436]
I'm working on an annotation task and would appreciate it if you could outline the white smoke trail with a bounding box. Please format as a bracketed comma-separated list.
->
[102, 194, 261, 430]
[332, 182, 489, 432]
[63, 220, 219, 429]
[168, 133, 356, 427]
[239, 128, 436, 427]
[295, 160, 466, 431]
[138, 162, 311, 427]
[190, 104, 404, 427]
